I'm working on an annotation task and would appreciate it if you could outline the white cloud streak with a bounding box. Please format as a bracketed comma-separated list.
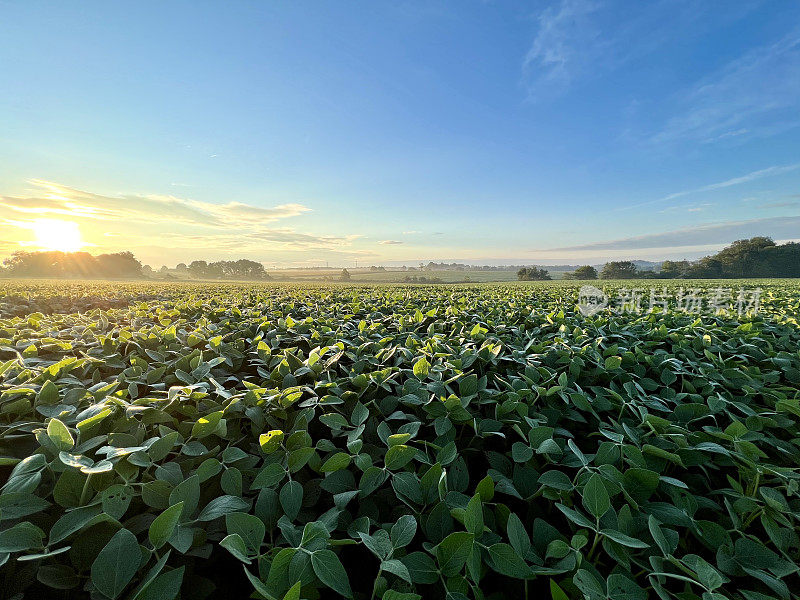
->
[550, 215, 800, 252]
[624, 163, 800, 210]
[0, 180, 311, 228]
[653, 32, 800, 144]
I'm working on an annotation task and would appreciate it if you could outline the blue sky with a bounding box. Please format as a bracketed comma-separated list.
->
[0, 0, 798, 266]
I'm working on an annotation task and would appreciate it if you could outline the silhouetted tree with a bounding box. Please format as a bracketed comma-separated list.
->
[1, 250, 143, 278]
[600, 261, 638, 279]
[571, 265, 597, 280]
[517, 267, 551, 281]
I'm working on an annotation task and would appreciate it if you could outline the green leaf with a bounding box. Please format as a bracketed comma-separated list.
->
[196, 495, 249, 521]
[37, 564, 80, 590]
[512, 442, 534, 463]
[582, 474, 610, 519]
[435, 531, 474, 576]
[507, 512, 531, 559]
[37, 380, 59, 405]
[0, 492, 50, 521]
[464, 493, 484, 535]
[390, 514, 417, 548]
[48, 505, 104, 545]
[383, 591, 421, 600]
[555, 504, 595, 529]
[220, 533, 251, 563]
[622, 468, 660, 503]
[147, 431, 179, 462]
[359, 530, 393, 559]
[382, 558, 412, 583]
[226, 512, 265, 555]
[136, 566, 185, 600]
[351, 403, 369, 426]
[259, 430, 284, 454]
[149, 502, 184, 549]
[251, 462, 286, 489]
[0, 521, 44, 552]
[385, 445, 417, 470]
[47, 418, 74, 451]
[488, 543, 531, 578]
[283, 581, 302, 600]
[191, 410, 223, 438]
[412, 357, 430, 380]
[605, 356, 622, 370]
[311, 549, 353, 598]
[401, 552, 438, 584]
[476, 475, 495, 502]
[280, 480, 303, 521]
[91, 528, 141, 599]
[599, 529, 650, 548]
[550, 579, 570, 600]
[169, 475, 200, 519]
[320, 452, 351, 472]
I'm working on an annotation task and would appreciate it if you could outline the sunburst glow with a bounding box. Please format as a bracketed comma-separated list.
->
[29, 219, 85, 252]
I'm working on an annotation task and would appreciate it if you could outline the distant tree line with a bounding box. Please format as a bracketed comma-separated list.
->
[558, 238, 800, 280]
[656, 237, 800, 278]
[0, 251, 273, 280]
[402, 275, 444, 283]
[185, 259, 270, 280]
[563, 265, 599, 280]
[517, 266, 552, 281]
[1, 251, 143, 278]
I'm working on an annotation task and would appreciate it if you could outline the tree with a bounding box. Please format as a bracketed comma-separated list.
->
[188, 261, 209, 278]
[96, 252, 142, 277]
[762, 242, 800, 277]
[340, 268, 351, 281]
[659, 260, 690, 278]
[572, 265, 597, 280]
[687, 257, 724, 279]
[517, 266, 551, 281]
[714, 237, 776, 278]
[2, 250, 143, 278]
[600, 261, 638, 279]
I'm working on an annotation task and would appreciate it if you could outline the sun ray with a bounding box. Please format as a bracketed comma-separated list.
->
[27, 219, 85, 252]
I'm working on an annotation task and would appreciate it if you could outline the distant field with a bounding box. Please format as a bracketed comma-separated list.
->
[0, 279, 798, 600]
[141, 267, 565, 283]
[266, 268, 534, 282]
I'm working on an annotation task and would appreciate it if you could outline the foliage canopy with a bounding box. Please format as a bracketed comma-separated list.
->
[0, 280, 799, 600]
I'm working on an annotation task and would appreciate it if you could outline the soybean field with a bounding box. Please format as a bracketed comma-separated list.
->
[1, 280, 800, 600]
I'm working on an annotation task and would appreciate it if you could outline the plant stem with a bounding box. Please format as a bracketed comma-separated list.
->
[79, 473, 93, 505]
[369, 568, 383, 600]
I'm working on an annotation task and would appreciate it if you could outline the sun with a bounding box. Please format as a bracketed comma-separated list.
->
[30, 219, 85, 252]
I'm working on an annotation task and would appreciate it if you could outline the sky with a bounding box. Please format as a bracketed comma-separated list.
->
[1, 0, 799, 267]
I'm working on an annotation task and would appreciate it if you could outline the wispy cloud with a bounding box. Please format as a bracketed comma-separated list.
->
[624, 163, 800, 210]
[551, 215, 800, 252]
[0, 181, 311, 228]
[522, 0, 724, 101]
[653, 31, 800, 144]
[0, 181, 371, 264]
[378, 240, 403, 245]
[663, 164, 800, 202]
[523, 0, 603, 100]
[760, 200, 800, 209]
[129, 229, 360, 252]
